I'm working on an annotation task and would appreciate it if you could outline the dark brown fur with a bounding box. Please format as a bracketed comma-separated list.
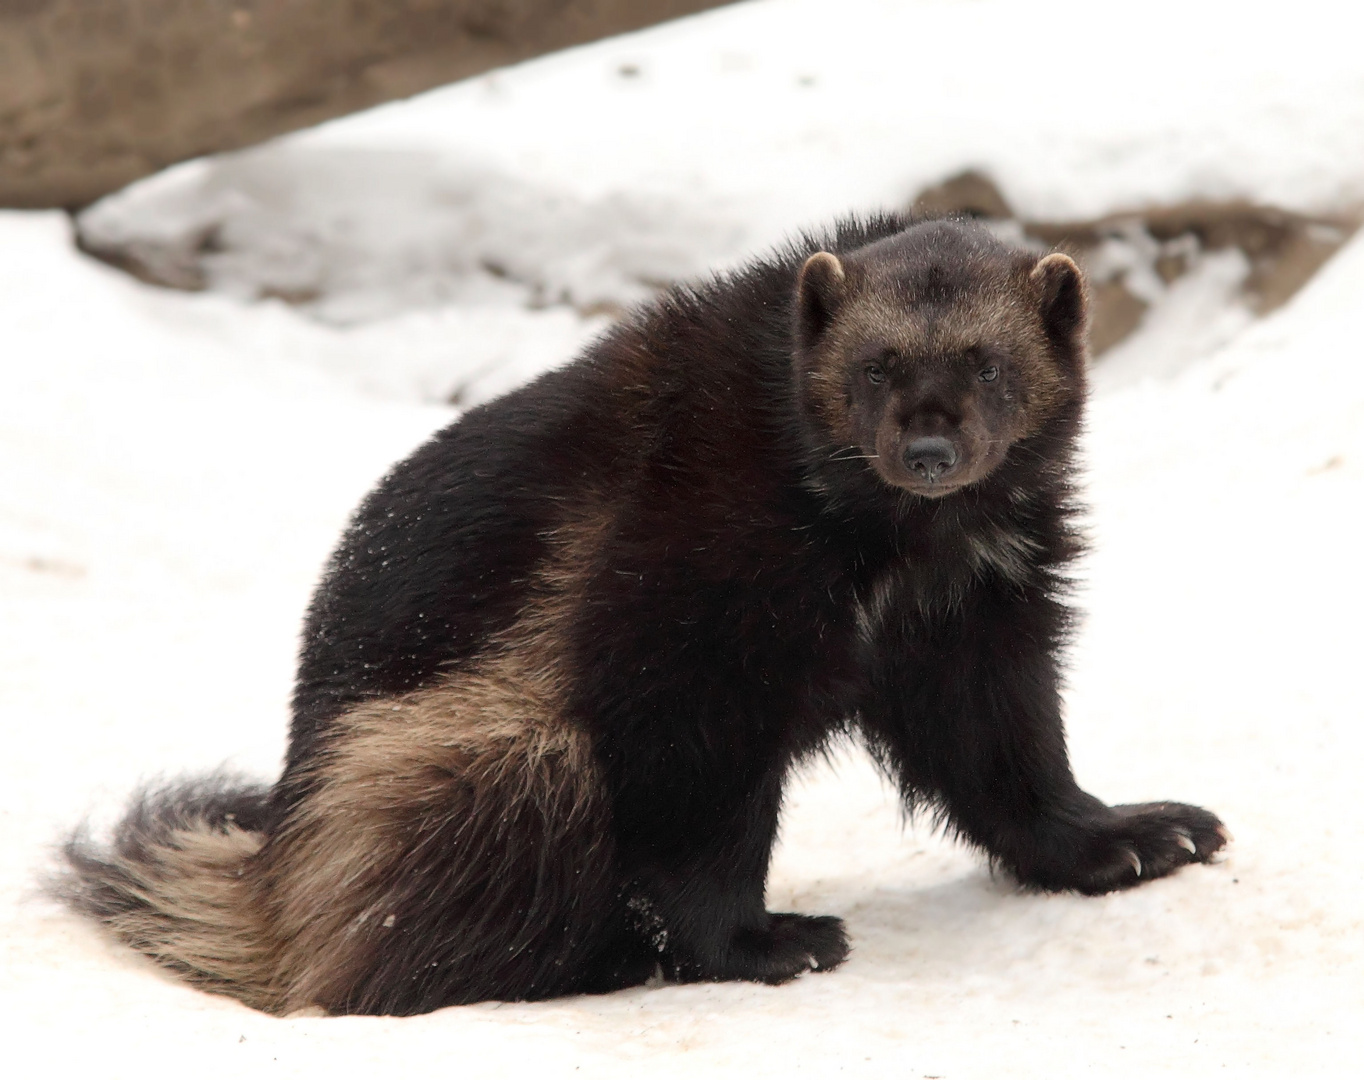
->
[61, 215, 1226, 1015]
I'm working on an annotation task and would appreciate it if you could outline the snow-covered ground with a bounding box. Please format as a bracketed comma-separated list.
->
[3, 0, 1363, 1076]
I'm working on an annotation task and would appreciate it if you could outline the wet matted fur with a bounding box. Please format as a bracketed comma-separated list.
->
[59, 215, 1227, 1015]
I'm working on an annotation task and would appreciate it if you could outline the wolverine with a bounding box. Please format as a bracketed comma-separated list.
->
[62, 215, 1227, 1016]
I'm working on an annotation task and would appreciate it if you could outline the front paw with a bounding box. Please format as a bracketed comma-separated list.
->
[677, 912, 849, 985]
[1025, 801, 1229, 895]
[760, 913, 850, 979]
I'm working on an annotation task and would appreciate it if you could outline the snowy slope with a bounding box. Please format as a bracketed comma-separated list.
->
[4, 1, 1364, 1077]
[77, 0, 1364, 404]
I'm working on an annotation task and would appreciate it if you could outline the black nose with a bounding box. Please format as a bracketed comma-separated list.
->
[903, 436, 958, 482]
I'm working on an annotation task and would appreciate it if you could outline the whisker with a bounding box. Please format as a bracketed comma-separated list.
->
[826, 445, 879, 462]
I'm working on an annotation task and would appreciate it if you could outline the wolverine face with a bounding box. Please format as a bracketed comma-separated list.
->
[793, 221, 1087, 499]
[843, 338, 1023, 497]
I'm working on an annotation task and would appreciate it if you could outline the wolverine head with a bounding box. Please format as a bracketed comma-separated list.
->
[793, 220, 1088, 499]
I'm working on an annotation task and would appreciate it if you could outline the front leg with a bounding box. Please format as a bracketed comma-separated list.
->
[577, 562, 852, 986]
[859, 585, 1228, 894]
[614, 761, 850, 984]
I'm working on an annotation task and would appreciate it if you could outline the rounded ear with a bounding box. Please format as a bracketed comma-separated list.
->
[1030, 252, 1087, 345]
[796, 252, 846, 349]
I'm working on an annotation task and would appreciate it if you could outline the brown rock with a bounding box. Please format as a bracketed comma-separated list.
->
[0, 0, 738, 210]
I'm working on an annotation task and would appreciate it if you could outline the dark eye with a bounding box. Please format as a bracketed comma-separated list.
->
[979, 366, 999, 383]
[865, 363, 886, 385]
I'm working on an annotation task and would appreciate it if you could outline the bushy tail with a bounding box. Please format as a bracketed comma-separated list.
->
[58, 775, 285, 1013]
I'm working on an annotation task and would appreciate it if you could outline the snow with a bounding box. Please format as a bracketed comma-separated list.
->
[76, 0, 1364, 403]
[3, 0, 1363, 1075]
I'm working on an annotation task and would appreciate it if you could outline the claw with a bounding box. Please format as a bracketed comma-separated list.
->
[1216, 824, 1235, 845]
[1174, 830, 1197, 855]
[1123, 848, 1142, 877]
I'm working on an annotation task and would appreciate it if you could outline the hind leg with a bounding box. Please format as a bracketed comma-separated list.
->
[262, 677, 622, 1015]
